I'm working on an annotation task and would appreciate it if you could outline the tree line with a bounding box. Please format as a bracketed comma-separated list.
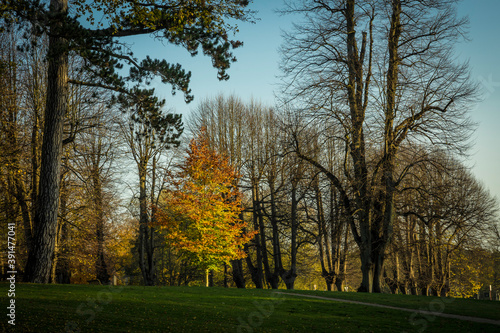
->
[1, 0, 499, 295]
[1, 0, 253, 284]
[186, 94, 499, 296]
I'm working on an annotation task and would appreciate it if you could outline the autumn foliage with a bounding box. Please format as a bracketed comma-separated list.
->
[155, 129, 256, 272]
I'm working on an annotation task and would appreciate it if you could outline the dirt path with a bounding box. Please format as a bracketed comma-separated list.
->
[276, 292, 500, 326]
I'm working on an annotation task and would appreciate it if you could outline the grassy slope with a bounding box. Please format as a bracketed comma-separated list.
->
[282, 289, 500, 320]
[1, 283, 499, 332]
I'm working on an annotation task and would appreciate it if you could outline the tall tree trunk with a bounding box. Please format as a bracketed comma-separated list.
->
[244, 242, 263, 289]
[55, 222, 71, 283]
[316, 180, 335, 291]
[245, 180, 264, 289]
[29, 80, 42, 255]
[138, 160, 155, 286]
[208, 270, 214, 287]
[93, 169, 109, 284]
[13, 178, 33, 253]
[223, 262, 228, 288]
[371, 0, 401, 294]
[269, 177, 281, 289]
[230, 212, 246, 288]
[31, 86, 41, 237]
[280, 182, 298, 290]
[24, 0, 69, 283]
[358, 246, 374, 293]
[1, 31, 35, 268]
[345, 0, 373, 293]
[54, 176, 70, 283]
[230, 259, 245, 288]
[254, 181, 272, 288]
[335, 224, 349, 292]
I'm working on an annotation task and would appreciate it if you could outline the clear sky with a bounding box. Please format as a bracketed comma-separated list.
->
[132, 0, 500, 201]
[455, 0, 500, 202]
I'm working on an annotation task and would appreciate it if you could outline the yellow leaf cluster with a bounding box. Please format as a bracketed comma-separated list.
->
[155, 128, 256, 271]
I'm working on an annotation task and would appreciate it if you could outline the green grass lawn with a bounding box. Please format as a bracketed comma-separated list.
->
[281, 289, 500, 321]
[1, 283, 499, 332]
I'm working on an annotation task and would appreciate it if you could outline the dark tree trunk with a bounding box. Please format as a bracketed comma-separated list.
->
[254, 181, 272, 288]
[268, 177, 281, 289]
[245, 188, 264, 289]
[3, 61, 34, 253]
[24, 0, 69, 283]
[209, 270, 214, 287]
[372, 242, 387, 293]
[281, 270, 296, 290]
[31, 94, 40, 240]
[93, 170, 109, 284]
[230, 259, 245, 288]
[316, 182, 334, 291]
[223, 262, 228, 288]
[279, 183, 298, 290]
[13, 179, 33, 253]
[95, 225, 109, 283]
[53, 177, 70, 283]
[358, 247, 374, 293]
[324, 274, 334, 291]
[370, 0, 401, 294]
[138, 161, 155, 286]
[245, 256, 263, 289]
[334, 275, 343, 292]
[55, 221, 71, 284]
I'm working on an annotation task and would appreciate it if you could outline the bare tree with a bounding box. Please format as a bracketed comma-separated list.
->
[70, 114, 117, 283]
[393, 151, 499, 296]
[0, 26, 47, 264]
[190, 96, 322, 290]
[4, 0, 253, 283]
[280, 0, 478, 292]
[120, 91, 183, 286]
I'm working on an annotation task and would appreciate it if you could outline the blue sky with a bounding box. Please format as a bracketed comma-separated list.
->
[132, 0, 500, 201]
[455, 0, 500, 202]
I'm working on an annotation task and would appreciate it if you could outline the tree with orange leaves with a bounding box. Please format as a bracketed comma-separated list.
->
[155, 129, 256, 286]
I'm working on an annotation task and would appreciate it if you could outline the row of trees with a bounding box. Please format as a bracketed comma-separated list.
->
[277, 0, 491, 292]
[1, 0, 254, 283]
[184, 94, 499, 295]
[0, 14, 254, 289]
[0, 27, 109, 283]
[1, 0, 499, 295]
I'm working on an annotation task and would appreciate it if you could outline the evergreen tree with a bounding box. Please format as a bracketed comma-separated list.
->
[1, 0, 253, 283]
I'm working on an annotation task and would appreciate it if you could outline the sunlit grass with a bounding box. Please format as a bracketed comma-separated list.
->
[282, 289, 500, 320]
[2, 283, 499, 332]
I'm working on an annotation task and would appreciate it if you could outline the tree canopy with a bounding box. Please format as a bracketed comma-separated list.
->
[155, 129, 256, 273]
[2, 0, 254, 100]
[1, 0, 254, 283]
